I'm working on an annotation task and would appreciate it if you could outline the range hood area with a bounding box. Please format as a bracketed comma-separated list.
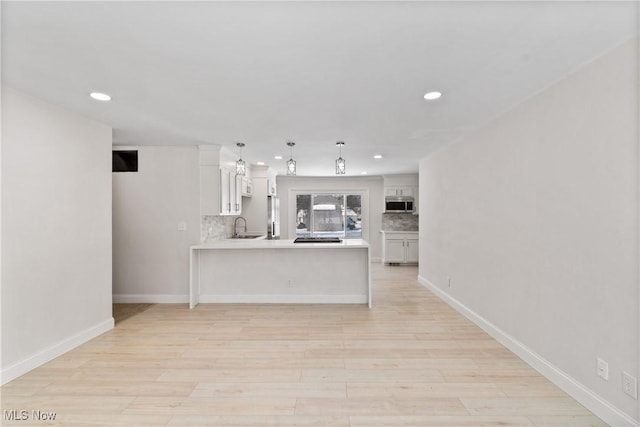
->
[384, 195, 415, 213]
[293, 236, 342, 243]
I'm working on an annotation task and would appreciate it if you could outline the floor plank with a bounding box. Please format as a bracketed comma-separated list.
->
[0, 264, 604, 426]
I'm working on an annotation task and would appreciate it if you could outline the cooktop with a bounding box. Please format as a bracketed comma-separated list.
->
[293, 237, 343, 243]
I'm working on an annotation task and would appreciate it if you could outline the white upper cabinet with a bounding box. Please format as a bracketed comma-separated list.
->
[384, 186, 414, 198]
[241, 177, 253, 197]
[219, 167, 243, 215]
[199, 145, 248, 216]
[233, 174, 242, 214]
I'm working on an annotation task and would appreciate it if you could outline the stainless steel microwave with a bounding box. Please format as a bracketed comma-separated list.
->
[385, 197, 414, 213]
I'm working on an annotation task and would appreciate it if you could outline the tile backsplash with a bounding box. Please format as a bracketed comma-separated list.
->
[203, 213, 418, 241]
[201, 215, 236, 242]
[382, 213, 419, 231]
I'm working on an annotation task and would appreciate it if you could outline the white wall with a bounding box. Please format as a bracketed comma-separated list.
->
[112, 146, 200, 302]
[1, 87, 113, 384]
[419, 38, 639, 425]
[383, 173, 419, 187]
[277, 176, 384, 261]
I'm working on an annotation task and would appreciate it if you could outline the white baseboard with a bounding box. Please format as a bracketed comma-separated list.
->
[199, 294, 368, 304]
[417, 275, 639, 427]
[113, 294, 189, 303]
[0, 318, 114, 386]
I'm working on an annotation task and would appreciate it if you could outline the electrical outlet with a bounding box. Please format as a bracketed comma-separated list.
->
[287, 280, 293, 288]
[622, 372, 638, 399]
[177, 221, 187, 231]
[597, 358, 609, 381]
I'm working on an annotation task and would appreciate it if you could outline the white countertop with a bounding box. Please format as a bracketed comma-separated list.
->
[192, 238, 369, 250]
[380, 230, 419, 234]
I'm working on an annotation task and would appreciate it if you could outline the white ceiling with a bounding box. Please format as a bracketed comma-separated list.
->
[2, 1, 637, 176]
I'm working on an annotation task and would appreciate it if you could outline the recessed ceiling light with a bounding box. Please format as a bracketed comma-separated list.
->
[373, 154, 383, 159]
[361, 172, 368, 175]
[423, 91, 442, 100]
[90, 92, 111, 101]
[256, 162, 265, 166]
[274, 155, 283, 160]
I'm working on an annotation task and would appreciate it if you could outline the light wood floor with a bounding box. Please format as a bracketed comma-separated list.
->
[1, 264, 605, 426]
[113, 303, 154, 325]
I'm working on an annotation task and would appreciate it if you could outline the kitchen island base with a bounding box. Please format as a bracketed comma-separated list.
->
[190, 239, 371, 308]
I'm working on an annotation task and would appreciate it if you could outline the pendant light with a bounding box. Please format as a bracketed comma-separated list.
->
[235, 142, 246, 176]
[335, 141, 346, 175]
[286, 141, 296, 176]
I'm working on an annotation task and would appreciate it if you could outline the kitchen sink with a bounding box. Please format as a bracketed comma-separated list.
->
[229, 234, 266, 240]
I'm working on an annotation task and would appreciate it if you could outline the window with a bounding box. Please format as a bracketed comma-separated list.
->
[296, 193, 362, 239]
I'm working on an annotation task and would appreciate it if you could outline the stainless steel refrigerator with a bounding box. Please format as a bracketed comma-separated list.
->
[267, 195, 280, 239]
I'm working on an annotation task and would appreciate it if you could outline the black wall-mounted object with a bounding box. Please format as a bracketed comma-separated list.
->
[112, 150, 138, 172]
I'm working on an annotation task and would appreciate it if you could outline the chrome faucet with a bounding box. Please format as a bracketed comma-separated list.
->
[233, 216, 247, 237]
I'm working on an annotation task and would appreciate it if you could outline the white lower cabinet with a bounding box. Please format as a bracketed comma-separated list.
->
[382, 232, 418, 264]
[405, 238, 419, 263]
[384, 239, 405, 263]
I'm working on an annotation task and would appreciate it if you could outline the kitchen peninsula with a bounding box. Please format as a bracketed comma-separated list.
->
[189, 239, 371, 308]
